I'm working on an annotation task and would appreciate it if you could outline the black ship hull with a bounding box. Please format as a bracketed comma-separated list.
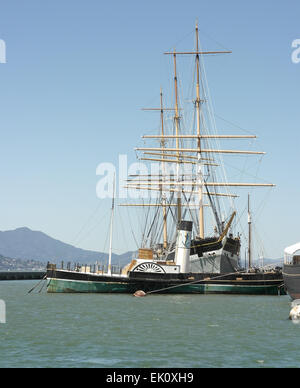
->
[47, 267, 285, 295]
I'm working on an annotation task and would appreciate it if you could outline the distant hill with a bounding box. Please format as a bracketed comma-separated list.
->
[0, 227, 135, 267]
[240, 257, 284, 269]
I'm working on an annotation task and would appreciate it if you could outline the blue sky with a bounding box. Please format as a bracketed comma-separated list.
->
[0, 0, 299, 260]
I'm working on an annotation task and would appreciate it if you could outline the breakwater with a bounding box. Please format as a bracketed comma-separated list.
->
[0, 271, 46, 281]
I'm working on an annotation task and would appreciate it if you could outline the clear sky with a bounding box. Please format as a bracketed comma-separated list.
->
[0, 0, 299, 260]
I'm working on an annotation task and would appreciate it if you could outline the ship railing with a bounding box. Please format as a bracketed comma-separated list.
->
[284, 254, 292, 265]
[56, 261, 123, 275]
[284, 254, 300, 266]
[284, 244, 300, 264]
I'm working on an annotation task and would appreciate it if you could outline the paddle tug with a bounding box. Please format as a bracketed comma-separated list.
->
[47, 23, 284, 296]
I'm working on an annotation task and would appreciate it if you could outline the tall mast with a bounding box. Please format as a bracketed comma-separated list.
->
[248, 193, 252, 269]
[195, 22, 205, 239]
[160, 88, 168, 250]
[140, 94, 177, 250]
[164, 26, 232, 235]
[108, 173, 116, 276]
[173, 49, 182, 223]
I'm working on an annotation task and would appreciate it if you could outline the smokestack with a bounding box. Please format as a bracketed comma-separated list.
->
[175, 221, 193, 273]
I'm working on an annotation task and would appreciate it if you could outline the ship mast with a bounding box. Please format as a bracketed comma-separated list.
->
[248, 193, 252, 269]
[108, 173, 116, 275]
[173, 49, 182, 224]
[164, 22, 233, 237]
[160, 88, 168, 250]
[195, 22, 204, 238]
[139, 90, 174, 251]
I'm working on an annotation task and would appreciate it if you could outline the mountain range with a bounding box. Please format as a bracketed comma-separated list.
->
[0, 227, 135, 268]
[0, 227, 283, 271]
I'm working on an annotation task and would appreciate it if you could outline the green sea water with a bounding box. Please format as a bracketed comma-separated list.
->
[0, 280, 299, 368]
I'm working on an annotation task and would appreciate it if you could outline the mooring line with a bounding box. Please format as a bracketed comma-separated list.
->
[27, 274, 47, 294]
[145, 270, 249, 295]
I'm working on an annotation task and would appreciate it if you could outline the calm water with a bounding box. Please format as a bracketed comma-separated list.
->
[0, 280, 299, 368]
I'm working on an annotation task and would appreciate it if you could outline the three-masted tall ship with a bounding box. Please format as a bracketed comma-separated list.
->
[46, 24, 285, 295]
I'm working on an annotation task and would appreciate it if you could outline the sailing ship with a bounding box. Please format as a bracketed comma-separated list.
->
[283, 243, 300, 299]
[46, 24, 285, 295]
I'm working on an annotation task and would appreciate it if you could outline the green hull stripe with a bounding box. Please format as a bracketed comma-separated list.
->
[47, 278, 284, 295]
